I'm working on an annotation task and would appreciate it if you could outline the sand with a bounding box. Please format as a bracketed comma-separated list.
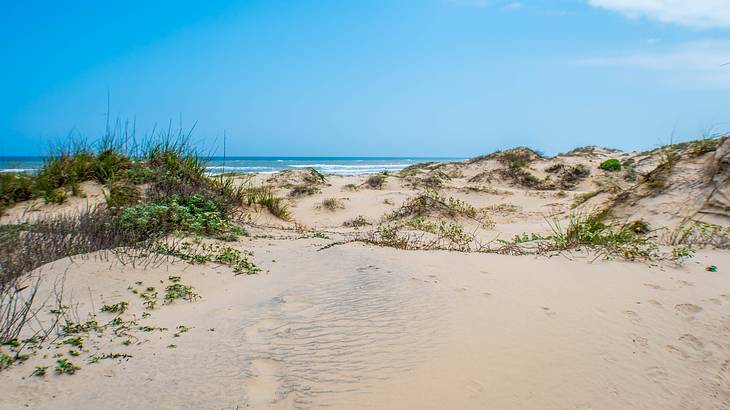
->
[1, 238, 728, 409]
[1, 143, 729, 409]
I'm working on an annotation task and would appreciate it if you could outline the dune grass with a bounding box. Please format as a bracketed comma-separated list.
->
[0, 134, 283, 345]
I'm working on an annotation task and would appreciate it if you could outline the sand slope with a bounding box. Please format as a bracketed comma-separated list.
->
[1, 237, 728, 409]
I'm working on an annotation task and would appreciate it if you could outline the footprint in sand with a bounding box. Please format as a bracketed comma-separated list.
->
[645, 365, 674, 395]
[676, 280, 695, 287]
[643, 283, 663, 290]
[541, 307, 556, 317]
[674, 304, 703, 315]
[454, 287, 468, 293]
[721, 359, 730, 374]
[631, 334, 649, 350]
[624, 310, 641, 323]
[465, 380, 485, 396]
[647, 299, 663, 308]
[242, 357, 286, 408]
[645, 366, 670, 388]
[678, 334, 705, 352]
[666, 345, 690, 360]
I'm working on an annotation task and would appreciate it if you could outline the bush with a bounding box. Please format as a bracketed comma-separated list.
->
[544, 211, 658, 260]
[104, 180, 141, 209]
[364, 174, 387, 189]
[113, 195, 228, 238]
[599, 159, 622, 172]
[0, 174, 34, 213]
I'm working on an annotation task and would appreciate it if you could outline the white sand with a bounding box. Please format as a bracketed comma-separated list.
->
[1, 238, 728, 409]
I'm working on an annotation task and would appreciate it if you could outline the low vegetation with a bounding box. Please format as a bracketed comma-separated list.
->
[0, 135, 275, 352]
[363, 173, 388, 189]
[387, 191, 493, 228]
[599, 159, 622, 172]
[320, 198, 344, 211]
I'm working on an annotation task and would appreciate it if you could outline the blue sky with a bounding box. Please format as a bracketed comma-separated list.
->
[1, 0, 729, 156]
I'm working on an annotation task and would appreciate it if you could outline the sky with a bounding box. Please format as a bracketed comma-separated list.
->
[1, 0, 730, 157]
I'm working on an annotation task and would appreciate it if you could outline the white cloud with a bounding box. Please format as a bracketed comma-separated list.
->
[577, 40, 730, 88]
[579, 40, 730, 69]
[588, 0, 730, 28]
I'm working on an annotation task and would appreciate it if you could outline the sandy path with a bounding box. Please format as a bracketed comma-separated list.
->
[2, 236, 729, 409]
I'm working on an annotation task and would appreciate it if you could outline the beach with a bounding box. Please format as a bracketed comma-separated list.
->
[1, 138, 729, 409]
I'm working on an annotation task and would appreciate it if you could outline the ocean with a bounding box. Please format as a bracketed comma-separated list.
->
[0, 156, 464, 176]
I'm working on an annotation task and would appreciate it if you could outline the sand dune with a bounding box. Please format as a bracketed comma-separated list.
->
[1, 138, 729, 409]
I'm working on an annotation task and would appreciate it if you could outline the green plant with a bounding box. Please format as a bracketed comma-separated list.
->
[164, 283, 200, 304]
[55, 357, 80, 375]
[113, 195, 229, 238]
[101, 301, 129, 314]
[671, 246, 694, 262]
[0, 173, 34, 214]
[104, 180, 140, 209]
[153, 242, 261, 275]
[0, 351, 13, 370]
[31, 366, 48, 377]
[246, 186, 290, 220]
[599, 159, 621, 172]
[88, 353, 132, 364]
[644, 148, 677, 191]
[545, 211, 658, 260]
[63, 336, 84, 349]
[174, 325, 190, 337]
[138, 326, 167, 332]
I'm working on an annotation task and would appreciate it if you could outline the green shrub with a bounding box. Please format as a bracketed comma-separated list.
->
[0, 173, 34, 213]
[104, 180, 141, 209]
[599, 159, 622, 172]
[113, 195, 228, 237]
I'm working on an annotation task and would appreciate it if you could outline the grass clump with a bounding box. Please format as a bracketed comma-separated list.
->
[244, 185, 290, 220]
[164, 283, 200, 304]
[31, 366, 48, 377]
[0, 174, 34, 213]
[55, 357, 80, 375]
[364, 173, 388, 189]
[599, 159, 622, 172]
[547, 212, 658, 260]
[290, 185, 320, 197]
[100, 301, 128, 314]
[388, 191, 492, 227]
[320, 198, 344, 211]
[343, 215, 370, 228]
[644, 148, 677, 191]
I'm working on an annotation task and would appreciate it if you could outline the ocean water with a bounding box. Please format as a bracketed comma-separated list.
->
[0, 156, 463, 176]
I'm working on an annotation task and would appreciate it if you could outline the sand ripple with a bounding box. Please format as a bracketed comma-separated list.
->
[240, 264, 447, 408]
